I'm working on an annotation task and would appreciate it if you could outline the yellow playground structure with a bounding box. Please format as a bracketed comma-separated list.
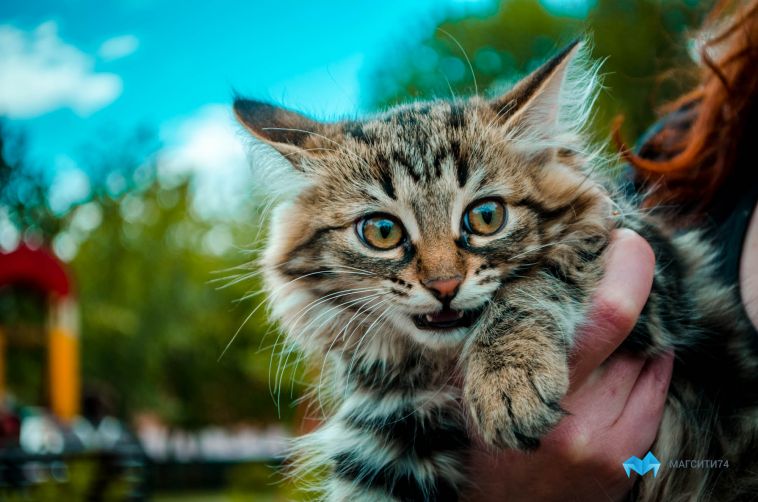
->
[0, 243, 79, 421]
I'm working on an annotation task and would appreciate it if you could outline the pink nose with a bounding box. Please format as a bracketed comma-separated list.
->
[423, 277, 462, 301]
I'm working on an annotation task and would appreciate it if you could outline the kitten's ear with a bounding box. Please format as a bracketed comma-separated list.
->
[490, 40, 593, 145]
[233, 98, 327, 160]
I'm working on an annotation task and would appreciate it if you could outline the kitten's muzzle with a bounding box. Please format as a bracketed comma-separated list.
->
[412, 306, 484, 331]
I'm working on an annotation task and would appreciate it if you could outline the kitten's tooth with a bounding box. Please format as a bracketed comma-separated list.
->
[425, 314, 434, 322]
[454, 311, 464, 319]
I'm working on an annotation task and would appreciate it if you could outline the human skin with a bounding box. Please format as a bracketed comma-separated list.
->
[467, 228, 675, 502]
[741, 205, 758, 331]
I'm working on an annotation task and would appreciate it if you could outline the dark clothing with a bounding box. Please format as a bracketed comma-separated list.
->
[709, 178, 758, 288]
[634, 107, 758, 333]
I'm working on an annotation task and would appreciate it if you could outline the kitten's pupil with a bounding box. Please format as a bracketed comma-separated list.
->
[359, 215, 404, 250]
[465, 199, 506, 236]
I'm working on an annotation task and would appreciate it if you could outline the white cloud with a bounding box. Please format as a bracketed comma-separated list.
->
[48, 155, 92, 214]
[98, 34, 139, 61]
[0, 208, 21, 252]
[0, 21, 122, 118]
[160, 105, 254, 219]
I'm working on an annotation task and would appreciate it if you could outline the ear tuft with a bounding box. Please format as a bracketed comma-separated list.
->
[233, 98, 316, 197]
[491, 39, 581, 120]
[489, 39, 600, 150]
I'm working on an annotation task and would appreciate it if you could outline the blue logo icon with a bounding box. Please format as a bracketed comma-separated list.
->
[623, 451, 661, 478]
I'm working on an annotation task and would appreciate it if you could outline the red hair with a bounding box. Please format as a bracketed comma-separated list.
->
[616, 0, 758, 211]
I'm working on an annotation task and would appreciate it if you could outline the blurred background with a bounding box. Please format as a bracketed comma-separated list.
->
[0, 0, 712, 499]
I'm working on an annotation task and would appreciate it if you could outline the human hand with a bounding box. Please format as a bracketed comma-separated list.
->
[466, 229, 674, 502]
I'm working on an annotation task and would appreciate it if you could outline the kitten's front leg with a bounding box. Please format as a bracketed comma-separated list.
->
[464, 281, 584, 450]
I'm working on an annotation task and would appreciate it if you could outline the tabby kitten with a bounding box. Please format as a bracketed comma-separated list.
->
[234, 41, 758, 501]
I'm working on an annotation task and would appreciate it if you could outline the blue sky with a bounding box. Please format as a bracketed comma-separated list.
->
[1, 0, 497, 167]
[0, 0, 592, 227]
[0, 0, 507, 228]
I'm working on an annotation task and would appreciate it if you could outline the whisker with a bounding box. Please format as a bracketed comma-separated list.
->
[217, 268, 359, 361]
[316, 295, 390, 411]
[272, 292, 386, 410]
[342, 302, 396, 396]
[253, 195, 279, 242]
[286, 293, 389, 401]
[266, 287, 385, 395]
[438, 27, 478, 96]
[506, 236, 588, 262]
[284, 287, 384, 333]
[231, 269, 373, 304]
[273, 291, 388, 411]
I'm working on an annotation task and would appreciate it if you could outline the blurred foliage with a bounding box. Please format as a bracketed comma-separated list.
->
[0, 457, 135, 501]
[0, 125, 61, 242]
[152, 461, 308, 501]
[0, 0, 719, 437]
[0, 126, 54, 406]
[0, 125, 303, 429]
[0, 1, 721, 497]
[73, 179, 286, 428]
[366, 0, 712, 144]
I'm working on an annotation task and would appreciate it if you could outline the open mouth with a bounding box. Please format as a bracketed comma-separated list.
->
[412, 307, 484, 331]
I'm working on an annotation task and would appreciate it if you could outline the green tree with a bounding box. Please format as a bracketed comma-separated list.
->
[0, 124, 302, 429]
[72, 176, 301, 427]
[0, 123, 60, 243]
[365, 0, 711, 143]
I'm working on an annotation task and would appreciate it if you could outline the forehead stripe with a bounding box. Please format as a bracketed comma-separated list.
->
[344, 121, 373, 144]
[450, 139, 468, 187]
[378, 168, 396, 200]
[512, 197, 573, 220]
[392, 150, 422, 183]
[449, 103, 466, 129]
[280, 225, 343, 266]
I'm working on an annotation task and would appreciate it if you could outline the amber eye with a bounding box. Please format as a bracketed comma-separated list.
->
[463, 198, 506, 236]
[357, 214, 405, 250]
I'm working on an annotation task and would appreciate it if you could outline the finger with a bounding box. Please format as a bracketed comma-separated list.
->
[569, 229, 655, 390]
[564, 351, 647, 424]
[610, 351, 674, 454]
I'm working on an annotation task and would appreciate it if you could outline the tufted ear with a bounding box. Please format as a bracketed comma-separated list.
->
[489, 40, 593, 147]
[233, 98, 330, 161]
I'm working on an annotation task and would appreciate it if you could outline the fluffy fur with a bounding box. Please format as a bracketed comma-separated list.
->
[233, 41, 758, 501]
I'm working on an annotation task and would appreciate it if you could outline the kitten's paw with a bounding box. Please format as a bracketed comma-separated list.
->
[464, 361, 567, 450]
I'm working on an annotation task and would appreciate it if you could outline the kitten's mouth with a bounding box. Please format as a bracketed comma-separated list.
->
[412, 307, 484, 331]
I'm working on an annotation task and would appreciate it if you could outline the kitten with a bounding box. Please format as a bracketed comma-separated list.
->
[233, 41, 758, 501]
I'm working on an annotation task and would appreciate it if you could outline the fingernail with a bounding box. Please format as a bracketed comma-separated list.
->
[611, 228, 639, 243]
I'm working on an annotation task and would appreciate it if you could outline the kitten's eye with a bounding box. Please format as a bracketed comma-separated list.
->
[357, 214, 405, 250]
[463, 198, 506, 236]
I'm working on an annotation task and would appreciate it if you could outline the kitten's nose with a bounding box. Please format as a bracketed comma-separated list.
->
[422, 276, 462, 302]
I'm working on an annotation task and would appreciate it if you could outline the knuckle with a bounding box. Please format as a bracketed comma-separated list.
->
[552, 423, 591, 464]
[616, 229, 656, 268]
[594, 291, 639, 334]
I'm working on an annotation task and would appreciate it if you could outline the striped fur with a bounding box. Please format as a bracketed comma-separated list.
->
[234, 42, 758, 500]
